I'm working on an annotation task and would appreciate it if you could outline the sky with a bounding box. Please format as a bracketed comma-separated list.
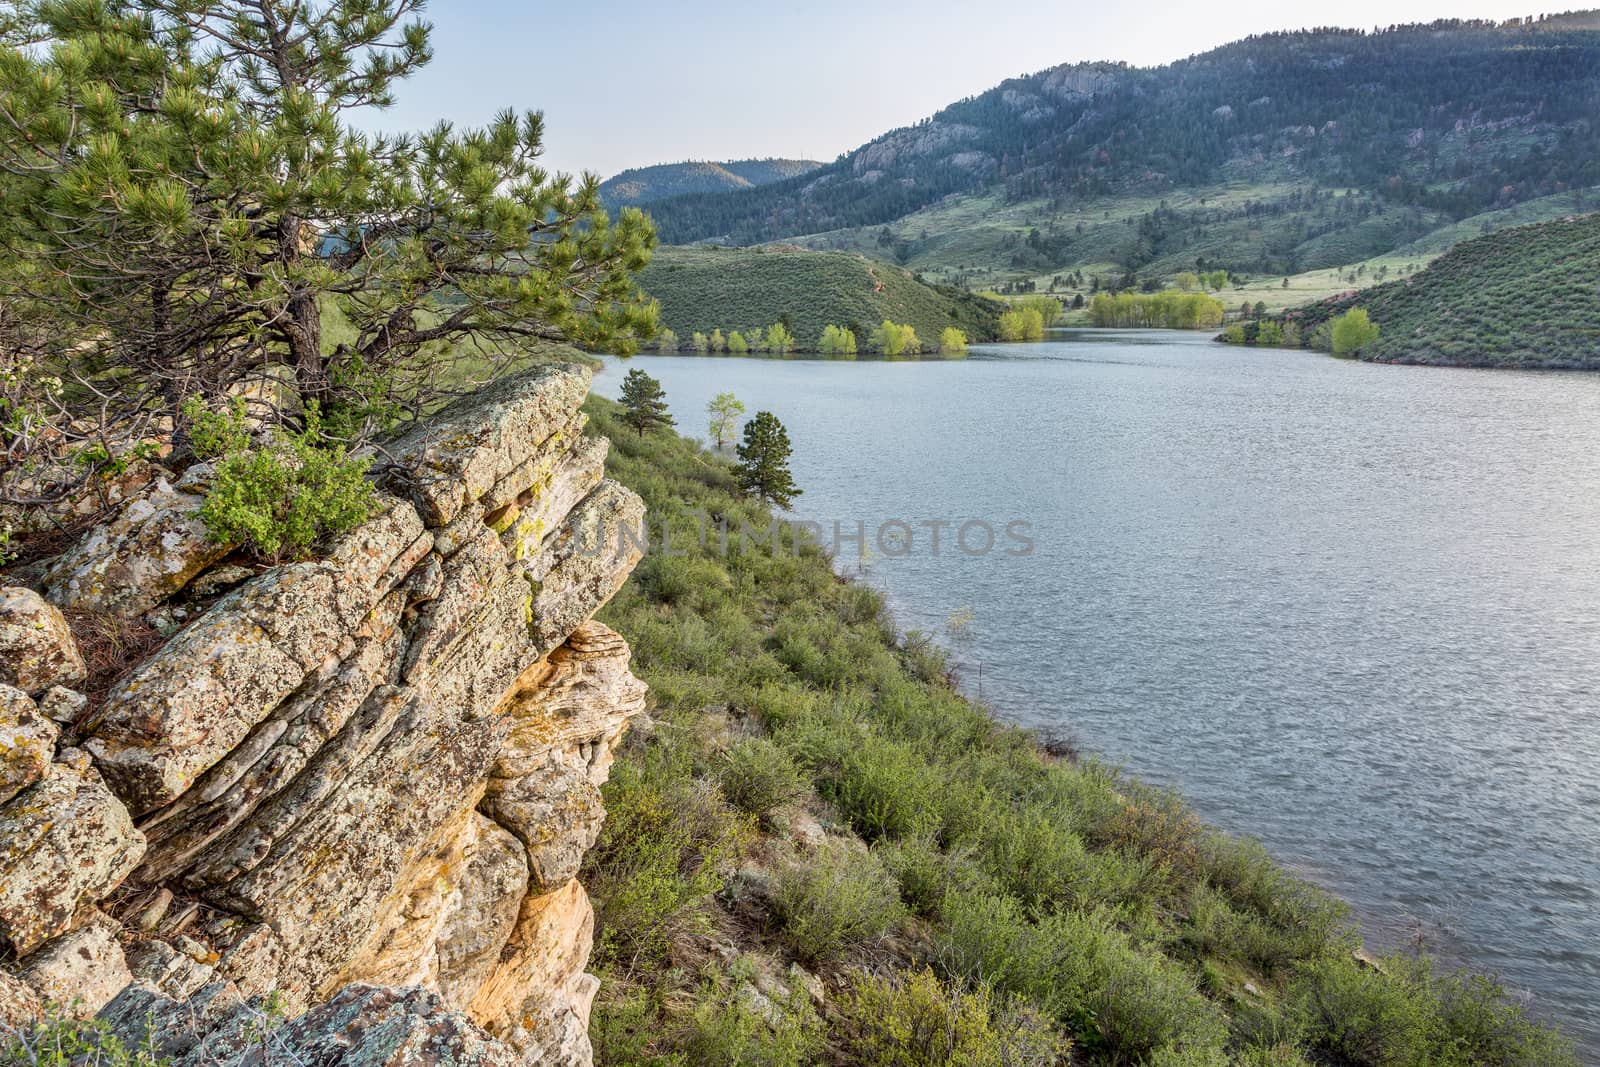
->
[366, 0, 1549, 179]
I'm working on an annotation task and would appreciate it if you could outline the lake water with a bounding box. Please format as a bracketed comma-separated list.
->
[595, 331, 1600, 1054]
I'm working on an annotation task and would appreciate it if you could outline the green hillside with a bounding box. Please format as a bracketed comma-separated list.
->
[637, 245, 1004, 354]
[600, 158, 821, 210]
[1257, 214, 1600, 367]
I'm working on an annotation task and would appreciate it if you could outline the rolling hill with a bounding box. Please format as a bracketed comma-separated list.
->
[636, 246, 1003, 353]
[634, 16, 1600, 286]
[599, 158, 821, 210]
[1260, 214, 1600, 367]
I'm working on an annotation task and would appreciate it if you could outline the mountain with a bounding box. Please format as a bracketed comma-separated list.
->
[599, 158, 821, 210]
[1261, 213, 1600, 367]
[637, 245, 1002, 351]
[640, 17, 1600, 264]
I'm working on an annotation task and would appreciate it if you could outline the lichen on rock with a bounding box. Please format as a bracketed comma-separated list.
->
[0, 363, 649, 1067]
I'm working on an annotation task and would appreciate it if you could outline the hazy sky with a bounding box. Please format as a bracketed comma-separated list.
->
[367, 0, 1543, 179]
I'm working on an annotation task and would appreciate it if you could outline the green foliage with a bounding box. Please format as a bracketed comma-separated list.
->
[764, 322, 795, 355]
[1288, 956, 1577, 1067]
[1174, 271, 1199, 292]
[619, 369, 676, 438]
[734, 411, 801, 509]
[1331, 308, 1381, 355]
[709, 328, 726, 354]
[2, 1012, 172, 1067]
[656, 328, 679, 353]
[939, 326, 969, 356]
[1089, 292, 1225, 329]
[998, 308, 1045, 342]
[1282, 215, 1600, 366]
[870, 320, 922, 357]
[818, 324, 859, 358]
[1255, 320, 1284, 346]
[836, 969, 1066, 1067]
[198, 407, 376, 563]
[181, 396, 253, 460]
[637, 246, 999, 353]
[691, 331, 710, 353]
[0, 0, 656, 457]
[706, 392, 745, 450]
[726, 330, 749, 355]
[717, 737, 806, 820]
[584, 739, 753, 967]
[1014, 295, 1062, 327]
[678, 976, 822, 1067]
[772, 840, 907, 964]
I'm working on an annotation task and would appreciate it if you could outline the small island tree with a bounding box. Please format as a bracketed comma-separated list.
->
[619, 369, 675, 437]
[707, 392, 745, 449]
[735, 411, 801, 509]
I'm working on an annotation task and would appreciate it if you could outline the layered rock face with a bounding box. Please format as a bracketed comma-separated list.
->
[0, 364, 647, 1067]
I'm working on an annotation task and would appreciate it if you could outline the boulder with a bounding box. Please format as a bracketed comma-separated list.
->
[42, 472, 233, 617]
[381, 363, 592, 526]
[16, 911, 131, 1018]
[482, 622, 646, 890]
[0, 751, 145, 956]
[0, 685, 57, 805]
[234, 985, 519, 1067]
[0, 586, 86, 695]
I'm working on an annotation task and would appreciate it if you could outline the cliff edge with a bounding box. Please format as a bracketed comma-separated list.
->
[0, 363, 645, 1066]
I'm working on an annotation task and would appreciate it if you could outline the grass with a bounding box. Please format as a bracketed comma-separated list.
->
[636, 245, 1003, 354]
[579, 395, 1577, 1066]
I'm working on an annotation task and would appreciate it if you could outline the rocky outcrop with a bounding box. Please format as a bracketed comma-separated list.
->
[0, 362, 649, 1067]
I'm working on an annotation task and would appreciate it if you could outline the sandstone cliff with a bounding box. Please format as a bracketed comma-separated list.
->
[0, 363, 646, 1066]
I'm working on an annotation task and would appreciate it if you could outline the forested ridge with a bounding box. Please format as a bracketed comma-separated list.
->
[642, 17, 1600, 248]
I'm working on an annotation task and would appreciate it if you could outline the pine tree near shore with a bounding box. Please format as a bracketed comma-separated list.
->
[0, 0, 658, 505]
[619, 369, 675, 437]
[734, 411, 801, 509]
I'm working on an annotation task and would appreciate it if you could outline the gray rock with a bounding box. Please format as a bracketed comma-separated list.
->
[0, 684, 57, 805]
[0, 586, 86, 696]
[0, 752, 145, 956]
[17, 911, 132, 1018]
[86, 499, 426, 816]
[381, 363, 592, 526]
[42, 472, 234, 617]
[37, 685, 89, 726]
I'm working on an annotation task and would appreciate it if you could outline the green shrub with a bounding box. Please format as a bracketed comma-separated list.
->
[771, 839, 906, 964]
[717, 738, 807, 820]
[678, 975, 820, 1067]
[0, 1013, 171, 1067]
[1331, 308, 1381, 355]
[1290, 955, 1435, 1067]
[195, 405, 376, 562]
[836, 968, 1065, 1067]
[1432, 970, 1578, 1066]
[584, 742, 753, 966]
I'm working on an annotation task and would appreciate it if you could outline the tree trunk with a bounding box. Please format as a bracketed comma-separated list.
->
[279, 213, 328, 403]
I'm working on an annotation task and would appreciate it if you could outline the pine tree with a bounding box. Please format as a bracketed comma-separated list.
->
[619, 369, 674, 437]
[0, 0, 658, 498]
[734, 411, 801, 509]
